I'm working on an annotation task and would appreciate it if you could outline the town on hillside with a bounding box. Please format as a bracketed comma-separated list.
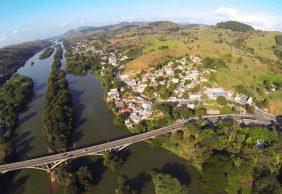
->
[69, 41, 274, 128]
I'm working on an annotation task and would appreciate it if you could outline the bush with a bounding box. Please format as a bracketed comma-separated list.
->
[202, 57, 226, 69]
[216, 96, 227, 106]
[275, 35, 282, 46]
[220, 106, 232, 114]
[150, 171, 189, 194]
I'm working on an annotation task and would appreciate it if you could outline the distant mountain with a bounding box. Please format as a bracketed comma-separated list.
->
[61, 22, 146, 38]
[149, 21, 178, 28]
[216, 20, 254, 32]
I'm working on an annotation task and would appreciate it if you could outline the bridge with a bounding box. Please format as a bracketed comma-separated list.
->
[0, 114, 276, 174]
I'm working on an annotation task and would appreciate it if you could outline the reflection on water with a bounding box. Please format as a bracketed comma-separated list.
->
[3, 45, 204, 194]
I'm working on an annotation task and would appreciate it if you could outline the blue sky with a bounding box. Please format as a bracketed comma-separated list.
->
[0, 0, 281, 47]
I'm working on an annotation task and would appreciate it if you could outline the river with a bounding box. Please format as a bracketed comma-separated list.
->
[3, 45, 204, 194]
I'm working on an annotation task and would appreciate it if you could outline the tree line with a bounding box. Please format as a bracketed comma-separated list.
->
[42, 44, 74, 153]
[0, 74, 34, 192]
[0, 74, 34, 164]
[42, 44, 98, 194]
[39, 46, 55, 60]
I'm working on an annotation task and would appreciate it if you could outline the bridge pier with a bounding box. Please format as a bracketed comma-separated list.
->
[50, 170, 56, 182]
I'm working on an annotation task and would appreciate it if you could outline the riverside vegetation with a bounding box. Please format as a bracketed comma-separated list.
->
[39, 46, 55, 60]
[42, 44, 97, 194]
[42, 44, 74, 153]
[0, 74, 34, 191]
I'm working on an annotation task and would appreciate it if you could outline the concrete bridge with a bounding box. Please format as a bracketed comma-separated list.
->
[0, 114, 276, 174]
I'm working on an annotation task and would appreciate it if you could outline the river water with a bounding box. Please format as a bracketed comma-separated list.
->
[4, 46, 204, 194]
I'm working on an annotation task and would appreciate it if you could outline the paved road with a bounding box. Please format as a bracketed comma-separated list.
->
[0, 114, 276, 173]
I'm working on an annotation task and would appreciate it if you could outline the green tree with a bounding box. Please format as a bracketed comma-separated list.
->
[76, 166, 94, 192]
[158, 86, 171, 100]
[216, 96, 227, 106]
[115, 176, 135, 194]
[150, 171, 189, 194]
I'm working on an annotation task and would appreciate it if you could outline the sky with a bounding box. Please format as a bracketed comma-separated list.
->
[0, 0, 281, 47]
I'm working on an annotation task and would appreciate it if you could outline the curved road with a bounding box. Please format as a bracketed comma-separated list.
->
[0, 114, 276, 173]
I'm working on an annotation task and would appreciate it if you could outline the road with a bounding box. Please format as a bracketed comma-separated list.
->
[0, 114, 276, 173]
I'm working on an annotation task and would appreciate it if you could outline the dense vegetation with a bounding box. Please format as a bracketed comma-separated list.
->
[103, 151, 124, 171]
[202, 57, 226, 69]
[64, 44, 100, 76]
[275, 35, 282, 46]
[150, 170, 189, 194]
[274, 35, 282, 60]
[0, 74, 34, 164]
[115, 176, 135, 194]
[39, 46, 55, 59]
[151, 119, 281, 194]
[42, 44, 74, 153]
[216, 21, 254, 32]
[56, 164, 95, 194]
[0, 40, 50, 84]
[133, 102, 206, 133]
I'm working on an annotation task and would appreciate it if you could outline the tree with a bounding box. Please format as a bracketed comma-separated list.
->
[115, 176, 135, 194]
[76, 166, 94, 192]
[150, 171, 189, 194]
[143, 86, 155, 98]
[216, 96, 227, 106]
[158, 86, 171, 100]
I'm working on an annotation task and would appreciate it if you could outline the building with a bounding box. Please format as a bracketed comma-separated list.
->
[205, 88, 227, 100]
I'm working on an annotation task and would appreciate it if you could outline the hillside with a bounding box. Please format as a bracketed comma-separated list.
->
[62, 21, 282, 114]
[0, 40, 50, 84]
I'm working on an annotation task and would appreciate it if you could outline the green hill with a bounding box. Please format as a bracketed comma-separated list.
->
[216, 20, 254, 32]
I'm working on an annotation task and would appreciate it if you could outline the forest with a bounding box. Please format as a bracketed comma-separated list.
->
[150, 119, 282, 194]
[0, 74, 34, 164]
[42, 44, 74, 153]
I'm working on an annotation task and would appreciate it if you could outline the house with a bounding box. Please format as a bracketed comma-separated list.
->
[107, 88, 119, 101]
[125, 119, 133, 128]
[189, 94, 201, 101]
[190, 55, 201, 63]
[130, 113, 142, 124]
[187, 103, 195, 109]
[120, 55, 128, 61]
[234, 94, 252, 105]
[121, 108, 131, 114]
[164, 66, 173, 75]
[205, 88, 227, 100]
[172, 78, 179, 84]
[115, 101, 124, 109]
[136, 84, 147, 93]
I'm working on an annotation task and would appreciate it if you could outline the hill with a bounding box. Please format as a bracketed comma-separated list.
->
[62, 21, 282, 114]
[216, 20, 254, 32]
[0, 40, 50, 84]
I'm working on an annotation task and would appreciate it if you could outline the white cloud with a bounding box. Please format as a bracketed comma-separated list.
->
[0, 36, 7, 42]
[12, 30, 19, 34]
[213, 6, 281, 31]
[61, 23, 67, 27]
